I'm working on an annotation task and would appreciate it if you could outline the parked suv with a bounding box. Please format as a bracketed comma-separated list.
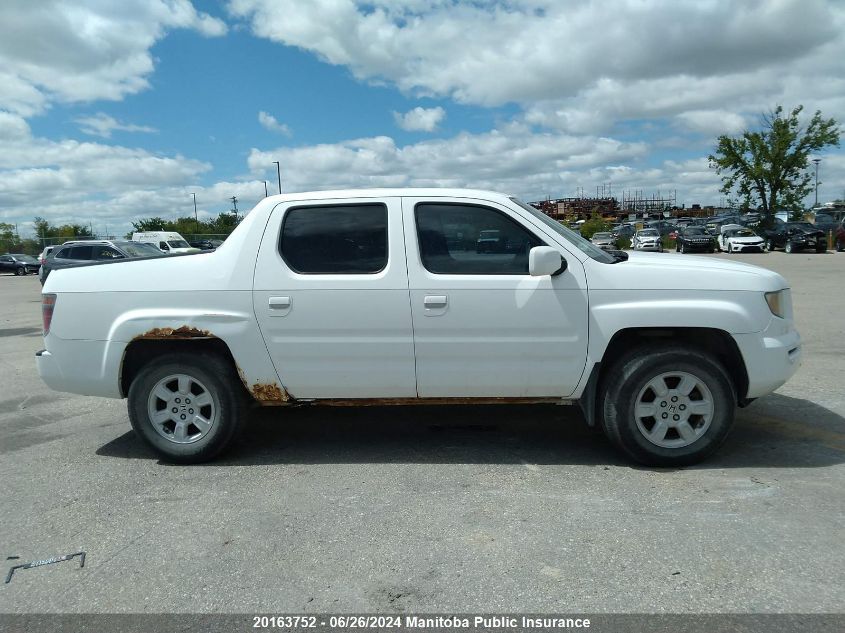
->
[40, 240, 164, 284]
[675, 227, 714, 254]
[37, 189, 801, 467]
[835, 221, 845, 252]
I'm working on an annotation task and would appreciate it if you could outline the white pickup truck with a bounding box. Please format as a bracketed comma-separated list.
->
[37, 189, 801, 465]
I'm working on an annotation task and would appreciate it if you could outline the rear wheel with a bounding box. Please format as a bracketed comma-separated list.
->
[128, 352, 247, 463]
[14, 266, 25, 276]
[599, 345, 736, 466]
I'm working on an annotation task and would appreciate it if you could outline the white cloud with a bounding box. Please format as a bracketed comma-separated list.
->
[0, 0, 227, 116]
[228, 0, 845, 148]
[258, 111, 292, 135]
[75, 113, 157, 138]
[247, 124, 651, 198]
[393, 106, 445, 132]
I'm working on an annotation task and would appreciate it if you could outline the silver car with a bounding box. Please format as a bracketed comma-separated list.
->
[632, 229, 663, 252]
[590, 232, 617, 251]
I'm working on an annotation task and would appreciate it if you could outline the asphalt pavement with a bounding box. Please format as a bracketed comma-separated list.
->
[0, 251, 843, 614]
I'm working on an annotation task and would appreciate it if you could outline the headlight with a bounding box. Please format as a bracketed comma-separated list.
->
[765, 290, 786, 318]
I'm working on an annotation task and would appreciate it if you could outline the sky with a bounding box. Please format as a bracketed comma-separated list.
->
[1, 0, 844, 237]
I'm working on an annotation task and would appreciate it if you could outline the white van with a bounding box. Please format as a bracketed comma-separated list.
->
[131, 232, 199, 254]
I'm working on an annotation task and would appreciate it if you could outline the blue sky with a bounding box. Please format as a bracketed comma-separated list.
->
[1, 0, 844, 236]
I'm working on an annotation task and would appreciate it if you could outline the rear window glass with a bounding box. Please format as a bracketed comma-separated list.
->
[60, 245, 94, 260]
[279, 204, 388, 274]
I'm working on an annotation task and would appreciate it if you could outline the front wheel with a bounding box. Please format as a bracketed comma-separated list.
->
[836, 239, 843, 252]
[785, 241, 793, 253]
[679, 243, 686, 253]
[14, 266, 25, 276]
[599, 346, 736, 466]
[128, 352, 247, 463]
[765, 239, 773, 251]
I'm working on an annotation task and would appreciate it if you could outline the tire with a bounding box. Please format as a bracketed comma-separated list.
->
[679, 242, 686, 254]
[598, 345, 736, 466]
[14, 266, 25, 276]
[816, 243, 826, 253]
[785, 241, 793, 254]
[836, 239, 843, 252]
[127, 352, 247, 463]
[765, 239, 773, 251]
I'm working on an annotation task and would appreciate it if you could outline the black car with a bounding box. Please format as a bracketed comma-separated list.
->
[763, 222, 827, 253]
[189, 239, 223, 251]
[0, 253, 40, 275]
[40, 240, 165, 284]
[675, 227, 715, 254]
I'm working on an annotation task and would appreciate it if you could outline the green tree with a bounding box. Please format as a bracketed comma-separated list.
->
[131, 217, 167, 232]
[579, 211, 612, 239]
[709, 105, 840, 224]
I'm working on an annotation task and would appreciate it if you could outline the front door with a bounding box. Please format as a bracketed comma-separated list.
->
[253, 197, 417, 399]
[403, 197, 589, 398]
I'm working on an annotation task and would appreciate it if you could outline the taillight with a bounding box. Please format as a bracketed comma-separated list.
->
[42, 294, 57, 335]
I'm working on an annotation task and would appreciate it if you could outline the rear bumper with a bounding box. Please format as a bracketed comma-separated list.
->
[733, 322, 802, 399]
[36, 338, 123, 398]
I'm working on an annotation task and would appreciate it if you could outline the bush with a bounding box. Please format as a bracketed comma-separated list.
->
[617, 237, 632, 250]
[579, 213, 612, 240]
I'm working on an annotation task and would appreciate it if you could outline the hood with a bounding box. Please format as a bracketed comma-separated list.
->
[585, 251, 788, 292]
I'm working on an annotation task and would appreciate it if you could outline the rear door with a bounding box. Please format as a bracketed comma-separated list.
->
[403, 196, 589, 398]
[253, 196, 416, 399]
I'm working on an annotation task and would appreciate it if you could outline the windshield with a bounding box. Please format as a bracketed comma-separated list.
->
[734, 229, 756, 237]
[510, 197, 615, 263]
[592, 232, 611, 240]
[11, 254, 37, 263]
[790, 223, 815, 231]
[122, 242, 167, 257]
[684, 228, 705, 235]
[639, 230, 659, 237]
[167, 240, 191, 248]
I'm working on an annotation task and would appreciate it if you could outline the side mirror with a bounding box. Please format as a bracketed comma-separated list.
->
[529, 246, 566, 277]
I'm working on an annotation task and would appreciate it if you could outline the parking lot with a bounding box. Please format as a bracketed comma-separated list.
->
[0, 251, 843, 614]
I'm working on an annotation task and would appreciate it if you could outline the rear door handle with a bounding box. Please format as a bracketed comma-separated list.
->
[269, 296, 291, 309]
[424, 295, 448, 309]
[268, 296, 292, 316]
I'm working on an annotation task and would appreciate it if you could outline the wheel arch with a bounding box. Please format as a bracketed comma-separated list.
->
[580, 327, 750, 427]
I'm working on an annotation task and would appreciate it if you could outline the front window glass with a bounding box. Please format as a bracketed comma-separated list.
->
[509, 197, 615, 263]
[416, 202, 543, 274]
[280, 204, 388, 274]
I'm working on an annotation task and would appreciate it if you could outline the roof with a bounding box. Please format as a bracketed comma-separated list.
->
[258, 188, 513, 203]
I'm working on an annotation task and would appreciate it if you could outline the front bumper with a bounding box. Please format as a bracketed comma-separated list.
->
[636, 242, 662, 251]
[731, 242, 765, 252]
[733, 320, 802, 399]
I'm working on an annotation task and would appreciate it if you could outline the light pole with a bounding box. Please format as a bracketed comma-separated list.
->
[191, 192, 198, 235]
[812, 158, 821, 207]
[272, 161, 282, 195]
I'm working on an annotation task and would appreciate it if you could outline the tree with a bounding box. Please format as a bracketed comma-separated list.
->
[708, 105, 840, 224]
